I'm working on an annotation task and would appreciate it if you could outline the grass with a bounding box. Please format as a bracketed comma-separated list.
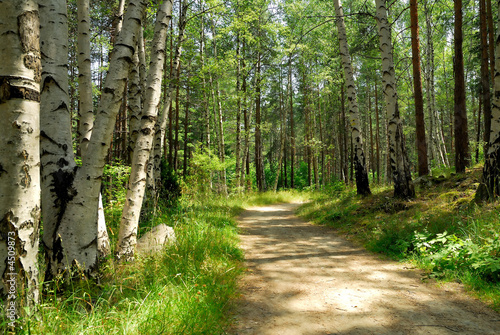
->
[1, 190, 309, 334]
[298, 168, 500, 311]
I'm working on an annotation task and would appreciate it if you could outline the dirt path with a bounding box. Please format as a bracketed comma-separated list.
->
[231, 203, 500, 335]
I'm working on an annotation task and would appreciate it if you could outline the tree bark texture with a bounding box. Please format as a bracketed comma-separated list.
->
[334, 0, 371, 195]
[116, 0, 173, 261]
[410, 0, 429, 176]
[77, 0, 93, 156]
[476, 0, 500, 200]
[43, 0, 147, 276]
[454, 0, 469, 173]
[375, 0, 415, 198]
[0, 0, 41, 308]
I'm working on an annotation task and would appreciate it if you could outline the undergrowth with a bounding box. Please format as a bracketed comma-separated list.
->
[298, 168, 500, 311]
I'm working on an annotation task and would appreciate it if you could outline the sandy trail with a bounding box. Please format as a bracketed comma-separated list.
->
[231, 203, 500, 335]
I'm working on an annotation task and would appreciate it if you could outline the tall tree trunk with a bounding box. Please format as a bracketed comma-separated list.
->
[255, 51, 265, 192]
[476, 0, 500, 200]
[334, 0, 371, 195]
[155, 0, 188, 188]
[375, 81, 381, 183]
[116, 0, 172, 261]
[288, 58, 295, 189]
[273, 68, 286, 191]
[235, 31, 242, 190]
[0, 0, 41, 310]
[211, 21, 227, 195]
[487, 0, 495, 84]
[375, 0, 415, 198]
[454, 0, 470, 173]
[410, 0, 429, 176]
[183, 67, 190, 177]
[128, 38, 143, 163]
[480, 0, 492, 153]
[77, 0, 93, 156]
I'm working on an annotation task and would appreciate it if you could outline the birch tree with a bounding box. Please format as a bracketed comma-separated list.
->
[333, 0, 371, 196]
[375, 0, 415, 199]
[0, 0, 41, 308]
[116, 0, 173, 261]
[41, 0, 147, 277]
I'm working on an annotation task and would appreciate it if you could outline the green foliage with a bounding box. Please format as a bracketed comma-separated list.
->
[102, 162, 130, 204]
[183, 146, 227, 197]
[412, 230, 500, 282]
[159, 159, 181, 208]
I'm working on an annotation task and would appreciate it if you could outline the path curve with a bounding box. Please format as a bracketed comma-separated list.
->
[231, 203, 500, 335]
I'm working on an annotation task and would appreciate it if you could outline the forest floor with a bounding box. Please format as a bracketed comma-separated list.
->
[230, 202, 500, 335]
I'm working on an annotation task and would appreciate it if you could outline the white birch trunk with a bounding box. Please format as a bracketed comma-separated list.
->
[116, 0, 173, 261]
[334, 0, 371, 195]
[128, 42, 143, 162]
[75, 0, 110, 258]
[375, 0, 415, 198]
[43, 0, 147, 276]
[0, 0, 41, 308]
[77, 0, 93, 155]
[154, 0, 188, 187]
[39, 0, 82, 278]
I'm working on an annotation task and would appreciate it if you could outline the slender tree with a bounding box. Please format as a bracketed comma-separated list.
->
[375, 0, 415, 198]
[410, 0, 429, 176]
[454, 0, 469, 173]
[333, 0, 371, 195]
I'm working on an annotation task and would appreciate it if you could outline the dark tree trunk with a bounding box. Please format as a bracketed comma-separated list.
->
[454, 0, 469, 172]
[410, 0, 429, 176]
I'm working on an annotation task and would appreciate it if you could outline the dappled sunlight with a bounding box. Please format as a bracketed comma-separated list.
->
[232, 203, 500, 335]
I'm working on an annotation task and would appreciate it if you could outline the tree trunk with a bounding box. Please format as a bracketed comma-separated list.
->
[211, 21, 227, 195]
[77, 0, 93, 156]
[480, 0, 492, 153]
[116, 0, 172, 261]
[334, 0, 371, 195]
[487, 0, 495, 84]
[375, 0, 415, 198]
[0, 0, 41, 310]
[235, 31, 242, 190]
[375, 81, 381, 183]
[183, 69, 190, 177]
[128, 37, 143, 163]
[155, 0, 188, 187]
[476, 0, 500, 200]
[454, 0, 469, 173]
[410, 0, 429, 176]
[288, 58, 295, 189]
[255, 52, 265, 192]
[273, 68, 286, 192]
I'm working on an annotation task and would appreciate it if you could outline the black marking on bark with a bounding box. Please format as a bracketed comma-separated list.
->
[0, 164, 6, 177]
[49, 168, 77, 239]
[0, 77, 40, 103]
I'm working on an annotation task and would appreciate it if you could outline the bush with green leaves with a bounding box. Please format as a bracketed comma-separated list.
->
[412, 230, 500, 282]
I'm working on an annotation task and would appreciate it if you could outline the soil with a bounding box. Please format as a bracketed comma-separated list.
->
[230, 203, 500, 335]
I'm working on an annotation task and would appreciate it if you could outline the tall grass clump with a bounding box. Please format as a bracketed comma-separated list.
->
[2, 193, 244, 334]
